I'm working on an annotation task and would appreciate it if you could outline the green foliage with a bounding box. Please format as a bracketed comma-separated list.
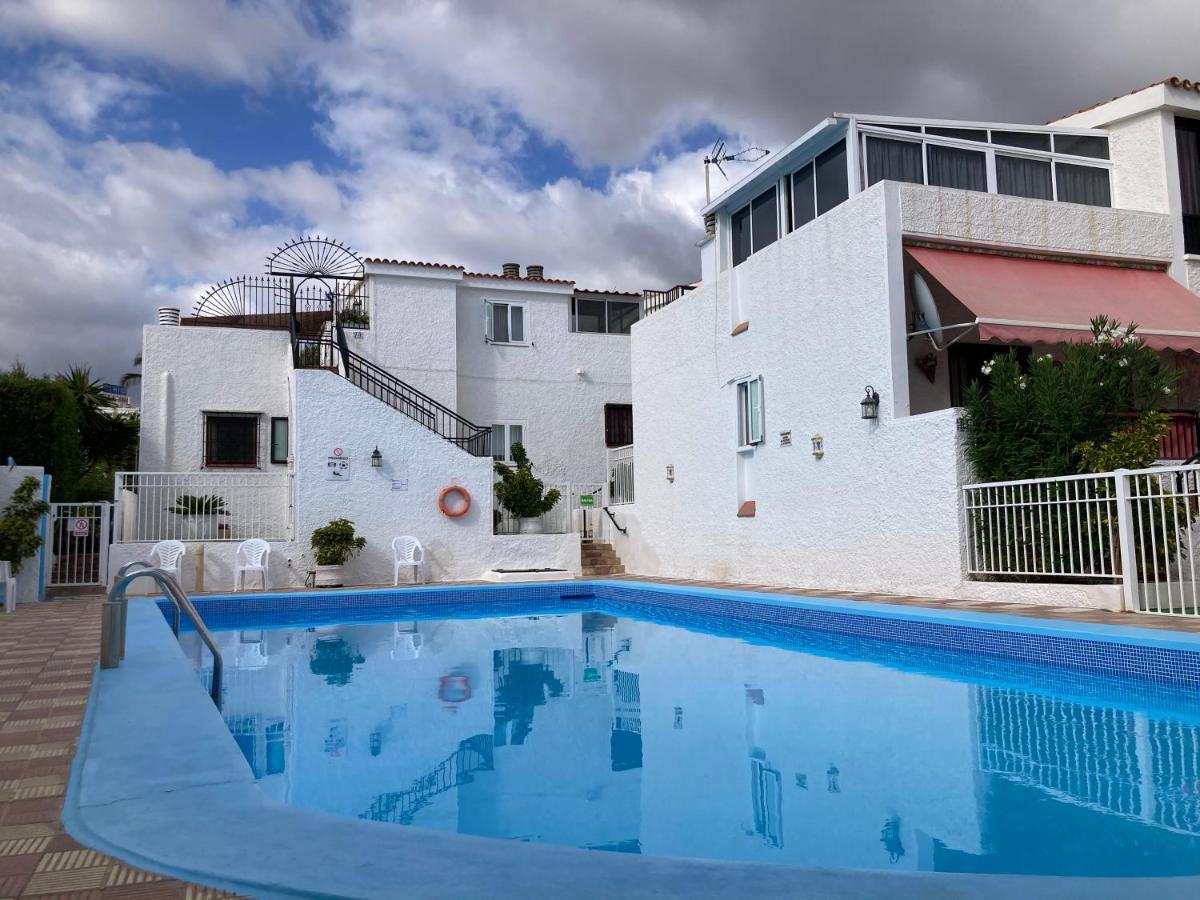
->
[1076, 411, 1169, 474]
[57, 366, 139, 473]
[166, 494, 229, 516]
[0, 367, 82, 500]
[311, 518, 367, 566]
[0, 476, 50, 574]
[963, 317, 1177, 481]
[297, 344, 322, 367]
[340, 304, 370, 328]
[494, 442, 561, 518]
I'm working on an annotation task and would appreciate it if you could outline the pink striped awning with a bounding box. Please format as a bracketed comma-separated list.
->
[907, 246, 1200, 353]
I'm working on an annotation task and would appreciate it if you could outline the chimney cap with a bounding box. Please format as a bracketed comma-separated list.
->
[526, 264, 544, 280]
[501, 262, 520, 278]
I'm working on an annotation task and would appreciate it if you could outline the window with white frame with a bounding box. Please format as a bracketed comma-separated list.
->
[735, 376, 764, 449]
[204, 413, 260, 467]
[790, 139, 850, 231]
[484, 300, 527, 344]
[731, 186, 779, 267]
[857, 121, 1111, 207]
[491, 422, 525, 462]
[571, 296, 641, 334]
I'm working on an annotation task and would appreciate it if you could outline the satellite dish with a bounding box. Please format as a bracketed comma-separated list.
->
[910, 271, 943, 343]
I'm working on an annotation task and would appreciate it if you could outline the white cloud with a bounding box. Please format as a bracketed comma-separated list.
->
[36, 55, 155, 131]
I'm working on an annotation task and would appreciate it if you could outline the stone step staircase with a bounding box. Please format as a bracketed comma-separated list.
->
[582, 542, 625, 577]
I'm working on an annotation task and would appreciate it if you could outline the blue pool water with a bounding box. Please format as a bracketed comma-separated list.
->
[177, 586, 1200, 876]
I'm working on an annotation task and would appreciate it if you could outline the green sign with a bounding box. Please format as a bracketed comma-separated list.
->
[583, 667, 601, 683]
[578, 494, 596, 508]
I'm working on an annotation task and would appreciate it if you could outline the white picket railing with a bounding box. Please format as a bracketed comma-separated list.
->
[607, 444, 634, 506]
[963, 463, 1200, 616]
[113, 472, 291, 543]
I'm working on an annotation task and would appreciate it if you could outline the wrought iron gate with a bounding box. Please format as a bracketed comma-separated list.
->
[48, 502, 111, 587]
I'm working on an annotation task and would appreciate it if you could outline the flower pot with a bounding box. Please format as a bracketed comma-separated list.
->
[518, 517, 545, 535]
[314, 564, 345, 587]
[182, 515, 217, 540]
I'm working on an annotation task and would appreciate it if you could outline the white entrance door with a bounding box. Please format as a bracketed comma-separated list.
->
[48, 502, 111, 587]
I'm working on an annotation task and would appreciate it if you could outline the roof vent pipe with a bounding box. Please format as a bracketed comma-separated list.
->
[526, 264, 544, 280]
[157, 307, 181, 326]
[502, 262, 521, 278]
[703, 213, 716, 238]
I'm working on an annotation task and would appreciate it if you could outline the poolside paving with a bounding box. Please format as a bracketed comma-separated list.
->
[3, 577, 1200, 898]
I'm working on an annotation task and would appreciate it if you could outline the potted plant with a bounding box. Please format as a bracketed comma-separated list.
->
[0, 476, 50, 575]
[311, 518, 366, 587]
[165, 494, 228, 540]
[494, 442, 561, 534]
[340, 303, 370, 329]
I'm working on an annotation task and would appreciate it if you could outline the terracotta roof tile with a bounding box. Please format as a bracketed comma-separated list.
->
[573, 288, 643, 298]
[462, 271, 575, 286]
[1052, 76, 1200, 123]
[365, 257, 640, 292]
[363, 258, 464, 270]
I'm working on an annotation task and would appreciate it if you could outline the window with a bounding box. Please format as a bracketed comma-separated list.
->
[204, 414, 259, 467]
[485, 301, 526, 344]
[927, 144, 986, 192]
[270, 417, 288, 465]
[730, 186, 779, 266]
[736, 376, 764, 448]
[814, 140, 849, 215]
[571, 297, 641, 334]
[1055, 162, 1111, 207]
[791, 163, 816, 230]
[925, 126, 987, 142]
[1053, 134, 1109, 160]
[991, 130, 1051, 151]
[1176, 116, 1200, 255]
[491, 423, 524, 462]
[865, 136, 924, 186]
[996, 155, 1053, 201]
[604, 404, 633, 447]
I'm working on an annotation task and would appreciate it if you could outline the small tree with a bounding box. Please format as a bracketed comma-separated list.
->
[310, 518, 367, 566]
[963, 317, 1177, 482]
[494, 443, 561, 519]
[0, 476, 50, 574]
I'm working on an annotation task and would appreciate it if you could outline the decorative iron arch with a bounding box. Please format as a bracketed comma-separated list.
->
[193, 276, 283, 318]
[266, 236, 364, 281]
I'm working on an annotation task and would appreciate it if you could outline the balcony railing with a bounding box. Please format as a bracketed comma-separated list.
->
[642, 284, 695, 317]
[607, 444, 634, 506]
[113, 472, 291, 543]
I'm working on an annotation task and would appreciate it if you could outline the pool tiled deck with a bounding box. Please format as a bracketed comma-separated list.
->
[3, 577, 1200, 897]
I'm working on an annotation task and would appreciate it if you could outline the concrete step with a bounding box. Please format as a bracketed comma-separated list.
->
[582, 564, 625, 576]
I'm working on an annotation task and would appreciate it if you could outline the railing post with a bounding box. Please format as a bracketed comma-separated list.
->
[1114, 469, 1138, 612]
[100, 600, 122, 669]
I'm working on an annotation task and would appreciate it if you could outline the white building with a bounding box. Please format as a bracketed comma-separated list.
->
[607, 76, 1200, 609]
[118, 246, 652, 589]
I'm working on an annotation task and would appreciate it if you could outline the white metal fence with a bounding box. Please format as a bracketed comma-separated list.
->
[964, 463, 1200, 615]
[607, 444, 634, 506]
[48, 502, 111, 586]
[493, 482, 605, 536]
[114, 472, 291, 543]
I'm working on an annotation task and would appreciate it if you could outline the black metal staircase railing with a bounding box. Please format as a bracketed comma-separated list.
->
[361, 735, 494, 825]
[293, 325, 492, 457]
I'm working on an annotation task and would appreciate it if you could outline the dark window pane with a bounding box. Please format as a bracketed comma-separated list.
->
[605, 404, 633, 447]
[731, 203, 751, 266]
[574, 297, 606, 333]
[205, 415, 258, 467]
[927, 144, 987, 191]
[865, 136, 923, 186]
[270, 417, 288, 464]
[863, 122, 922, 132]
[991, 130, 1051, 151]
[607, 301, 640, 335]
[815, 140, 849, 214]
[926, 126, 987, 142]
[491, 303, 510, 342]
[791, 164, 815, 230]
[1176, 117, 1200, 253]
[1054, 134, 1109, 159]
[996, 155, 1053, 200]
[1056, 163, 1112, 207]
[750, 187, 778, 253]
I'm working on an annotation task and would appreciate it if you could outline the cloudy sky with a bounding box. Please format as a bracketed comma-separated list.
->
[1, 0, 1198, 382]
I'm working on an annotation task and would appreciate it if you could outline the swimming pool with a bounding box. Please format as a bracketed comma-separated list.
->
[172, 582, 1200, 878]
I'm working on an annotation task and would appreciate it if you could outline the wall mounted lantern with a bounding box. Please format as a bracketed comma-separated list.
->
[666, 463, 676, 483]
[860, 386, 880, 420]
[370, 446, 383, 468]
[811, 435, 824, 458]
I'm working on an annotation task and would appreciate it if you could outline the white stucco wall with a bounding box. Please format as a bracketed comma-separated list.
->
[619, 184, 968, 596]
[139, 325, 292, 473]
[0, 465, 47, 604]
[454, 282, 632, 486]
[291, 369, 580, 584]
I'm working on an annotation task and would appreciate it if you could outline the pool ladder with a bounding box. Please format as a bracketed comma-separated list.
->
[101, 561, 224, 709]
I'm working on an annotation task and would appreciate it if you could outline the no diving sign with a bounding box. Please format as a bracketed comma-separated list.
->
[70, 518, 90, 538]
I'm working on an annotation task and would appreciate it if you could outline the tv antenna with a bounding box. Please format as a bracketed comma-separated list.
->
[704, 140, 770, 203]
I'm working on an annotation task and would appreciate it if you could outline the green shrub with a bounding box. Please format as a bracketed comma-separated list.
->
[0, 476, 50, 574]
[311, 518, 366, 566]
[494, 443, 561, 519]
[0, 370, 82, 500]
[166, 494, 229, 516]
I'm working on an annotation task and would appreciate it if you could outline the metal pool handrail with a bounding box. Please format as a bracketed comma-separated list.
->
[102, 567, 223, 709]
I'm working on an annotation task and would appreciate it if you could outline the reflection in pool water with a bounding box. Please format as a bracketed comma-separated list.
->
[182, 611, 1200, 875]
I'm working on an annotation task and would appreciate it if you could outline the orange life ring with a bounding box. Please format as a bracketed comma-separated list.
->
[438, 485, 471, 518]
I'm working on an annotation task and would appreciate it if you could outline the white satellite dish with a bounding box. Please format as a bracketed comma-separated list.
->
[909, 271, 943, 343]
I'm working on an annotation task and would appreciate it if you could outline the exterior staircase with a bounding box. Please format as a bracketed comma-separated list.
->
[582, 542, 625, 577]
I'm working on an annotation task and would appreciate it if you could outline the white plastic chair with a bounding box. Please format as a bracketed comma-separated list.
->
[234, 539, 270, 591]
[392, 536, 426, 585]
[150, 540, 186, 582]
[1, 561, 16, 613]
